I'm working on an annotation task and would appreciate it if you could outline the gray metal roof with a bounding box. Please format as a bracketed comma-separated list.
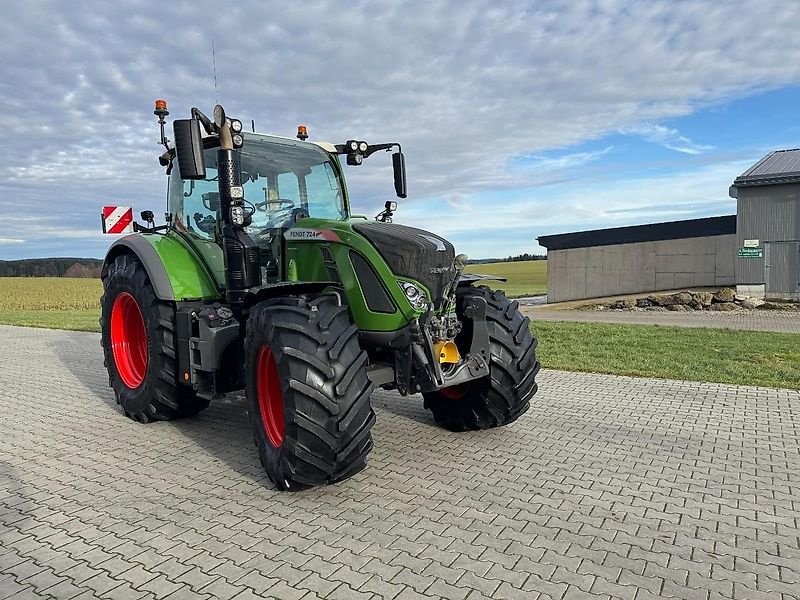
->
[538, 215, 735, 250]
[734, 148, 800, 187]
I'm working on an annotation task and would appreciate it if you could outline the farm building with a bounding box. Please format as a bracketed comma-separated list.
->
[538, 216, 736, 303]
[729, 149, 800, 300]
[539, 147, 800, 303]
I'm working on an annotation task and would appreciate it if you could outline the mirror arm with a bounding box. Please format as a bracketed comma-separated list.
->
[191, 108, 215, 134]
[363, 142, 400, 158]
[333, 142, 401, 157]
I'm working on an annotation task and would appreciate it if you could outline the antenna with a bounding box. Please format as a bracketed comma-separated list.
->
[211, 40, 218, 104]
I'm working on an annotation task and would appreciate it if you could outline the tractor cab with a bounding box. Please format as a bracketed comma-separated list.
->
[168, 133, 349, 283]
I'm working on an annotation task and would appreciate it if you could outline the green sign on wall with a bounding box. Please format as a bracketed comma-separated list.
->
[738, 247, 763, 258]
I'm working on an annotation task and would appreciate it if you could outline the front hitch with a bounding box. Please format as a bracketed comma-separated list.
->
[413, 295, 491, 394]
[436, 295, 490, 389]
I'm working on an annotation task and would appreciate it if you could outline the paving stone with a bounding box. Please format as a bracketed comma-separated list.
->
[80, 571, 124, 596]
[1, 325, 799, 600]
[19, 567, 64, 592]
[198, 577, 248, 600]
[0, 577, 36, 600]
[40, 578, 86, 600]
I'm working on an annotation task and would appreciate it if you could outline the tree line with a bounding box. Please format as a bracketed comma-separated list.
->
[0, 258, 103, 278]
[467, 253, 546, 265]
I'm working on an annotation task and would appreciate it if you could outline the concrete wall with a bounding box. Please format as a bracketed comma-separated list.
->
[547, 234, 736, 303]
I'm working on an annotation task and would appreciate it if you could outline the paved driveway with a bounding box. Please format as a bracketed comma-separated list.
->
[1, 325, 799, 600]
[523, 307, 800, 334]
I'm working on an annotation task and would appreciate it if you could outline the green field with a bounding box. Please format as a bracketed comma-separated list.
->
[1, 274, 798, 390]
[0, 277, 102, 332]
[0, 277, 102, 310]
[466, 260, 547, 297]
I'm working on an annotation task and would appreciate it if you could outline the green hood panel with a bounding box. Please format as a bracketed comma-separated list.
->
[285, 217, 438, 332]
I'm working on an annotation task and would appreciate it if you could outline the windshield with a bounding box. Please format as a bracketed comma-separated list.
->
[168, 134, 347, 241]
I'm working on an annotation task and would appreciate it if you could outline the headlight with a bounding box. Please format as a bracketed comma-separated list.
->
[231, 205, 245, 225]
[230, 119, 243, 133]
[348, 140, 359, 152]
[399, 282, 428, 310]
[358, 141, 368, 152]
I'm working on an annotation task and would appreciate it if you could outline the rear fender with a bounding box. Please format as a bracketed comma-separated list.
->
[102, 234, 221, 301]
[102, 235, 175, 300]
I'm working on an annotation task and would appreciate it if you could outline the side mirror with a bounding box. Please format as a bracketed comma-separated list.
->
[392, 152, 407, 199]
[173, 119, 206, 180]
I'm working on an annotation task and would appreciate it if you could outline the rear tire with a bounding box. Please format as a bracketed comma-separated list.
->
[244, 295, 375, 491]
[423, 286, 539, 431]
[101, 253, 209, 422]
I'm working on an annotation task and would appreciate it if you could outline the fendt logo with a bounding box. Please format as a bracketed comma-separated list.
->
[101, 206, 134, 234]
[284, 228, 341, 242]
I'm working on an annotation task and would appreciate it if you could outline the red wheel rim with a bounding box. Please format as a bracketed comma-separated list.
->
[110, 292, 148, 389]
[257, 345, 285, 447]
[440, 382, 470, 400]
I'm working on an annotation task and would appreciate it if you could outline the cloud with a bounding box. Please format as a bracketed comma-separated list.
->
[623, 124, 712, 155]
[507, 146, 615, 182]
[0, 238, 25, 245]
[1, 1, 799, 258]
[397, 157, 749, 257]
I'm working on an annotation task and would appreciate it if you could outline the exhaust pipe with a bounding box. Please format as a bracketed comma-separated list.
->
[214, 105, 260, 305]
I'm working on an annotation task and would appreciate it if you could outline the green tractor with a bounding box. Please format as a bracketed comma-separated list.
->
[100, 100, 540, 490]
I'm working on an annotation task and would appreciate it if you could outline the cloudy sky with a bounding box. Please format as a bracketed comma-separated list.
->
[2, 1, 800, 260]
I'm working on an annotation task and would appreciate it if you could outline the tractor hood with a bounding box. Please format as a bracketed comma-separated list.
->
[352, 221, 455, 305]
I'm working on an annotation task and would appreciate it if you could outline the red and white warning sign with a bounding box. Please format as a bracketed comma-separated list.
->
[101, 206, 134, 234]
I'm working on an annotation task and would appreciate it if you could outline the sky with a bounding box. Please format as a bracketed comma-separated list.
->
[2, 1, 800, 260]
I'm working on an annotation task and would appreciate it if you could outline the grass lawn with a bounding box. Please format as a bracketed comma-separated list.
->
[466, 260, 546, 297]
[0, 310, 100, 332]
[532, 321, 800, 390]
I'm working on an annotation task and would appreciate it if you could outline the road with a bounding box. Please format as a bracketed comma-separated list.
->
[1, 325, 799, 599]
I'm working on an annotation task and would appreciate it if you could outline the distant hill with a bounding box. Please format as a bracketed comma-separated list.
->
[0, 258, 102, 278]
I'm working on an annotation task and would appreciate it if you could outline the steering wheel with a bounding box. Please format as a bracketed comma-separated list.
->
[254, 198, 295, 212]
[253, 207, 310, 241]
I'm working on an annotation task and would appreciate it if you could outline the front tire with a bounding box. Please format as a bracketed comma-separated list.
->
[244, 295, 375, 491]
[423, 286, 540, 431]
[101, 253, 209, 422]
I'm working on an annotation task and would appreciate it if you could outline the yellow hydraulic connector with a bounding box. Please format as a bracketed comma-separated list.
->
[433, 340, 461, 364]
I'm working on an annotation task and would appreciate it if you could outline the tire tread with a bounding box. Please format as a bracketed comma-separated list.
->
[245, 295, 375, 491]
